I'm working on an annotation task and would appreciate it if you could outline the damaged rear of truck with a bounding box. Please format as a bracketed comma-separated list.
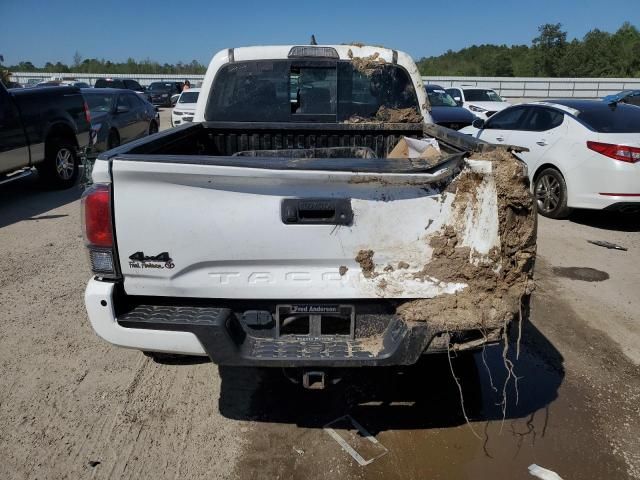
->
[82, 45, 536, 384]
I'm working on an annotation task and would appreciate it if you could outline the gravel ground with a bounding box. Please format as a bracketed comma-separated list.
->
[0, 112, 638, 479]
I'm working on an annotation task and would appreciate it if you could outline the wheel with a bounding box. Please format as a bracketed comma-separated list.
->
[107, 129, 120, 150]
[37, 138, 78, 189]
[148, 121, 158, 135]
[534, 168, 572, 219]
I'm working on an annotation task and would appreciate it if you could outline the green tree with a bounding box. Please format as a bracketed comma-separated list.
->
[492, 52, 514, 76]
[532, 23, 567, 76]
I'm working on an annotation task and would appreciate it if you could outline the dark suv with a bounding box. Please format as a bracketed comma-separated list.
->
[94, 78, 150, 101]
[147, 82, 183, 107]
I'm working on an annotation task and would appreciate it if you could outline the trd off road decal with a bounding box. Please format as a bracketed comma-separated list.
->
[128, 251, 175, 269]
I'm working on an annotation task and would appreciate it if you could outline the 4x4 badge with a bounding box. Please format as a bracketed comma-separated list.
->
[128, 251, 175, 269]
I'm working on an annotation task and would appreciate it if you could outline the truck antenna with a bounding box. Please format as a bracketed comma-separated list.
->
[310, 35, 317, 46]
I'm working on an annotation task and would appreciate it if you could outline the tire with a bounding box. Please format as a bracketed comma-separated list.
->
[148, 121, 158, 135]
[534, 167, 572, 219]
[107, 129, 120, 150]
[37, 138, 79, 189]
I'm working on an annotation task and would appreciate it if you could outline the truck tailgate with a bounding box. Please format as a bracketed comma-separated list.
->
[111, 157, 500, 300]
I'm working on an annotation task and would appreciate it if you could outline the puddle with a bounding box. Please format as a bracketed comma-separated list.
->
[552, 266, 610, 282]
[222, 307, 628, 480]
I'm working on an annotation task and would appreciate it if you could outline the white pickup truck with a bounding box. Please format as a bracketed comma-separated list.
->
[82, 45, 536, 387]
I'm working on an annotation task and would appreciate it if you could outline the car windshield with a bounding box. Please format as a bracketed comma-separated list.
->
[206, 60, 420, 122]
[95, 79, 124, 88]
[427, 88, 458, 107]
[85, 93, 115, 113]
[149, 82, 173, 91]
[179, 91, 199, 104]
[464, 89, 503, 102]
[579, 104, 640, 133]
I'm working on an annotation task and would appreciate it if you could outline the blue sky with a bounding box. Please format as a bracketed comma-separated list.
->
[0, 0, 636, 66]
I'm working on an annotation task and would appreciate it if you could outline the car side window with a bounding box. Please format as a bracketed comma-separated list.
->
[446, 88, 461, 101]
[521, 107, 564, 132]
[484, 106, 529, 130]
[118, 94, 135, 110]
[123, 80, 139, 91]
[127, 94, 141, 109]
[0, 87, 9, 122]
[629, 93, 640, 106]
[128, 93, 142, 107]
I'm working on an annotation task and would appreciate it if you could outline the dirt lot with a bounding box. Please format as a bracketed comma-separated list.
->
[0, 112, 638, 479]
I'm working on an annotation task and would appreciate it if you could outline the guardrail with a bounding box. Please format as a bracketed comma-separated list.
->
[421, 76, 640, 99]
[7, 72, 640, 99]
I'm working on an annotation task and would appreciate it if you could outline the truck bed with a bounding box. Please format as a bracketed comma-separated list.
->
[111, 121, 460, 160]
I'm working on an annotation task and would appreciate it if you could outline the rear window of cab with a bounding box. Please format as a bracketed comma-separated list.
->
[205, 60, 420, 122]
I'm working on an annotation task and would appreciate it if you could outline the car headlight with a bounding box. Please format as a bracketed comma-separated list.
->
[162, 93, 169, 98]
[173, 111, 183, 116]
[468, 105, 487, 113]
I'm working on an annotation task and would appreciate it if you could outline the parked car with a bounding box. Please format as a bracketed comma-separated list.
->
[602, 90, 640, 107]
[147, 81, 183, 107]
[94, 78, 150, 102]
[171, 88, 200, 127]
[82, 88, 159, 155]
[82, 45, 536, 389]
[445, 87, 510, 120]
[5, 81, 23, 89]
[460, 100, 640, 217]
[425, 84, 476, 130]
[0, 81, 90, 188]
[36, 80, 91, 88]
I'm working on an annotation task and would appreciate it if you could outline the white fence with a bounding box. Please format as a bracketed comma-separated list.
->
[9, 71, 206, 87]
[8, 72, 640, 99]
[421, 76, 640, 99]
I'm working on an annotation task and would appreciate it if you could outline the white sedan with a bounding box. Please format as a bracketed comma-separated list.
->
[460, 100, 640, 218]
[445, 87, 511, 120]
[171, 88, 200, 127]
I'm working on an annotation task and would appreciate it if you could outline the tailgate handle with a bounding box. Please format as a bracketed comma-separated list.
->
[282, 199, 353, 225]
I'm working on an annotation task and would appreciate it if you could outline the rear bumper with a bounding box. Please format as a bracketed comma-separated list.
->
[85, 280, 207, 356]
[150, 97, 171, 106]
[85, 279, 503, 366]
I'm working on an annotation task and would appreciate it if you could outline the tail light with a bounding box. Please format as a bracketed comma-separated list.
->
[81, 184, 119, 278]
[587, 141, 640, 163]
[83, 100, 91, 124]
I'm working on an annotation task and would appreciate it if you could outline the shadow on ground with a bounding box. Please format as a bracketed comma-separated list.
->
[0, 174, 82, 229]
[216, 320, 563, 433]
[568, 209, 640, 232]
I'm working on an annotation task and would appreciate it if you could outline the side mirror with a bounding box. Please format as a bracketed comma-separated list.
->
[116, 105, 130, 114]
[472, 118, 485, 129]
[454, 96, 463, 106]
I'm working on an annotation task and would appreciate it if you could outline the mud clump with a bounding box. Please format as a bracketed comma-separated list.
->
[355, 249, 375, 278]
[345, 106, 423, 125]
[339, 266, 348, 277]
[398, 149, 536, 334]
[347, 50, 386, 75]
[397, 261, 410, 270]
[375, 106, 423, 123]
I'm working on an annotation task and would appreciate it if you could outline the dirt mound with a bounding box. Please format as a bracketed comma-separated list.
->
[356, 249, 376, 278]
[374, 106, 423, 123]
[398, 149, 536, 335]
[347, 50, 386, 75]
